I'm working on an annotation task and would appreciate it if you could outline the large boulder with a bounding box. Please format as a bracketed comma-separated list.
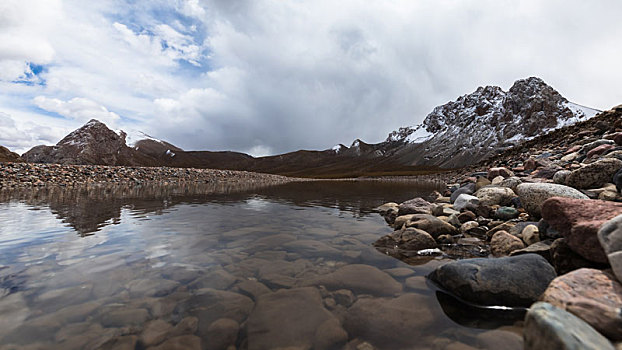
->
[598, 214, 622, 282]
[397, 198, 434, 216]
[540, 268, 622, 340]
[428, 254, 556, 307]
[474, 186, 516, 206]
[516, 183, 588, 217]
[246, 287, 346, 350]
[541, 197, 622, 263]
[343, 294, 438, 348]
[565, 158, 622, 189]
[524, 302, 615, 350]
[303, 264, 402, 296]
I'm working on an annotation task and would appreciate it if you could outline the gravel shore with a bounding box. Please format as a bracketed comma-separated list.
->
[0, 162, 301, 189]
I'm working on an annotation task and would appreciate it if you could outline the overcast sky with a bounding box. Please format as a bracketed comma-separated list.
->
[1, 0, 622, 155]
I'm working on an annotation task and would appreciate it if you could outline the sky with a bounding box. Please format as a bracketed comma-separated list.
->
[1, 0, 622, 156]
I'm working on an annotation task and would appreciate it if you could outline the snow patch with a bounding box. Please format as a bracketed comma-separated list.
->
[165, 149, 176, 157]
[123, 129, 164, 147]
[332, 145, 343, 153]
[405, 125, 433, 143]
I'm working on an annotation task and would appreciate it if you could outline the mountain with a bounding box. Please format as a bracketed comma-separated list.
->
[22, 120, 158, 166]
[381, 77, 600, 167]
[0, 146, 23, 163]
[20, 77, 601, 177]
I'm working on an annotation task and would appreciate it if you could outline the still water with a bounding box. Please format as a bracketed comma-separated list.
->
[0, 181, 523, 350]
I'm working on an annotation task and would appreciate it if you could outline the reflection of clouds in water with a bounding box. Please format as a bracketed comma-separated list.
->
[244, 197, 271, 212]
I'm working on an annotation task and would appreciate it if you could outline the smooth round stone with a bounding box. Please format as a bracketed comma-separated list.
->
[428, 254, 556, 307]
[516, 183, 589, 217]
[524, 302, 614, 350]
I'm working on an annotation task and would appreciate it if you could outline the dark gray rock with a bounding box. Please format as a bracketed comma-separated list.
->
[598, 214, 622, 283]
[524, 302, 614, 350]
[428, 254, 556, 307]
[450, 183, 476, 203]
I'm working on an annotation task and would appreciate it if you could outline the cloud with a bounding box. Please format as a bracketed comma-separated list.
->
[33, 96, 121, 126]
[2, 0, 622, 156]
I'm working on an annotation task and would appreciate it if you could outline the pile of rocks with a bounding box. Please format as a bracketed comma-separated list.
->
[374, 105, 622, 349]
[0, 162, 298, 189]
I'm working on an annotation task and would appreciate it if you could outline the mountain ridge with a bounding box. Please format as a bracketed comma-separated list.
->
[18, 77, 601, 177]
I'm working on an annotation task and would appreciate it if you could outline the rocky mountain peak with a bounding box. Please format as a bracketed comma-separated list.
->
[385, 77, 600, 168]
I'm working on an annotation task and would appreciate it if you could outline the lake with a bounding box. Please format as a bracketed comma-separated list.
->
[0, 180, 523, 350]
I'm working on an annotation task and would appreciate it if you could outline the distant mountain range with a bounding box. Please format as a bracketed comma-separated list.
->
[10, 77, 600, 177]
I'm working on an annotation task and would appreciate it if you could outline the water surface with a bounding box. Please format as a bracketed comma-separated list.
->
[0, 180, 523, 350]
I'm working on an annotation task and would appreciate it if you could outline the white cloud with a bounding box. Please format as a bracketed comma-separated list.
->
[33, 96, 121, 126]
[1, 0, 622, 156]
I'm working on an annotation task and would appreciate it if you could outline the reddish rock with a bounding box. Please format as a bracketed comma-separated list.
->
[614, 132, 622, 146]
[541, 197, 622, 263]
[524, 158, 538, 171]
[587, 144, 615, 158]
[565, 145, 582, 154]
[540, 268, 622, 340]
[488, 167, 514, 179]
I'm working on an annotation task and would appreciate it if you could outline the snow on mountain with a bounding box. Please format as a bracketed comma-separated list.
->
[384, 77, 602, 167]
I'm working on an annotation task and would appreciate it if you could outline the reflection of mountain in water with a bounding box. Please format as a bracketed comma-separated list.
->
[0, 180, 442, 236]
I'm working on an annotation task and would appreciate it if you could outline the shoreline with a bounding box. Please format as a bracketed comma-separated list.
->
[0, 161, 453, 189]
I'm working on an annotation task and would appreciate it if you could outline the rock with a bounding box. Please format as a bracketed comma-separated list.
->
[393, 214, 416, 229]
[475, 176, 492, 190]
[344, 294, 438, 348]
[283, 240, 342, 258]
[615, 133, 622, 146]
[100, 308, 149, 327]
[428, 254, 556, 307]
[147, 335, 202, 350]
[510, 240, 553, 262]
[500, 177, 522, 192]
[521, 225, 540, 245]
[550, 238, 605, 275]
[488, 167, 514, 179]
[474, 186, 516, 206]
[175, 289, 254, 337]
[491, 231, 525, 257]
[304, 264, 402, 296]
[614, 168, 622, 193]
[397, 198, 433, 216]
[491, 176, 505, 185]
[457, 210, 476, 223]
[313, 318, 348, 350]
[437, 234, 454, 244]
[579, 139, 615, 154]
[189, 269, 237, 290]
[235, 280, 272, 301]
[565, 158, 622, 189]
[246, 287, 344, 350]
[598, 214, 622, 282]
[516, 183, 589, 217]
[405, 214, 458, 238]
[524, 158, 538, 171]
[128, 278, 179, 298]
[205, 318, 239, 350]
[524, 302, 615, 350]
[332, 289, 356, 307]
[552, 170, 571, 185]
[100, 336, 139, 350]
[561, 152, 579, 162]
[495, 207, 519, 221]
[540, 268, 622, 340]
[587, 144, 615, 158]
[453, 194, 480, 211]
[140, 320, 174, 347]
[399, 228, 438, 250]
[450, 183, 476, 203]
[373, 202, 398, 215]
[460, 221, 479, 234]
[476, 329, 523, 350]
[542, 197, 622, 263]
